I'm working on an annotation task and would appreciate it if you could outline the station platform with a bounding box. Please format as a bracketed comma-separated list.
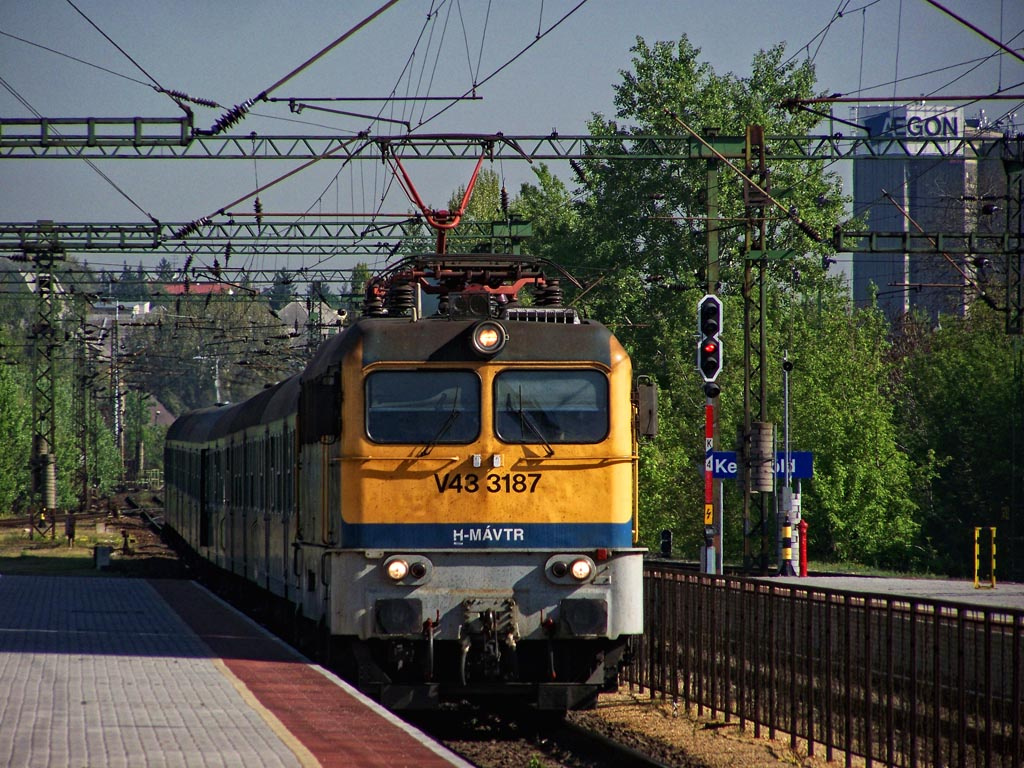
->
[768, 574, 1024, 611]
[0, 575, 473, 768]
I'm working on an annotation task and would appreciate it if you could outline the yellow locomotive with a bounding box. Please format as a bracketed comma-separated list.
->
[165, 255, 657, 710]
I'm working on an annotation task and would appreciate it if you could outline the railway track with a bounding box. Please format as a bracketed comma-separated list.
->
[0, 493, 164, 532]
[551, 718, 681, 768]
[0, 510, 108, 530]
[405, 706, 680, 768]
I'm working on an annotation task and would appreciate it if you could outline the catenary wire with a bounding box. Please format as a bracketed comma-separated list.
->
[0, 75, 157, 223]
[194, 1, 592, 271]
[62, 0, 182, 112]
[0, 29, 152, 88]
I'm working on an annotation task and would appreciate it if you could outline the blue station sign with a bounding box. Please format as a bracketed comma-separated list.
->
[711, 451, 813, 480]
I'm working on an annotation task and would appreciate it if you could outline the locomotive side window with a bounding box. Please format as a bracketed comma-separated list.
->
[494, 370, 609, 444]
[365, 370, 480, 444]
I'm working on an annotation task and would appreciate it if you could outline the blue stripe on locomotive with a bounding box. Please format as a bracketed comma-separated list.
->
[339, 521, 633, 549]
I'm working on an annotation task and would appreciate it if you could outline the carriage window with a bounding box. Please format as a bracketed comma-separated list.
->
[366, 371, 480, 444]
[494, 370, 608, 444]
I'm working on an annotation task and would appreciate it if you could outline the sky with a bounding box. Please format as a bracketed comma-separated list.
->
[1, 0, 1021, 277]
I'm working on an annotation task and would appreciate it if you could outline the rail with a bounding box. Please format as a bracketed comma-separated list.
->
[626, 566, 1023, 768]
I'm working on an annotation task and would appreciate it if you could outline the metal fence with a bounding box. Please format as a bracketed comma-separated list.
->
[625, 567, 1023, 768]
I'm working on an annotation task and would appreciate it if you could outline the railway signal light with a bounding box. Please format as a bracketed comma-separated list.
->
[697, 295, 723, 382]
[660, 529, 673, 557]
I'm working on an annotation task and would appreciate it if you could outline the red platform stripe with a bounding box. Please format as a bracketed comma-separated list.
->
[151, 580, 464, 768]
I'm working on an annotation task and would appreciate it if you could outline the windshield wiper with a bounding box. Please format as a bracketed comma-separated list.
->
[512, 389, 554, 457]
[419, 398, 460, 456]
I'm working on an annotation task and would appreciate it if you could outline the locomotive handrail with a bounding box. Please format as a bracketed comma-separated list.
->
[335, 454, 637, 468]
[336, 455, 461, 463]
[513, 454, 637, 464]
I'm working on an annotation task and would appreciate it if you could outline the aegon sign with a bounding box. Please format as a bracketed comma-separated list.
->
[873, 114, 959, 138]
[858, 105, 964, 156]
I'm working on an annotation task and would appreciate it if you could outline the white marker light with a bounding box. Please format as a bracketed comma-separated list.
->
[386, 559, 409, 580]
[570, 558, 593, 580]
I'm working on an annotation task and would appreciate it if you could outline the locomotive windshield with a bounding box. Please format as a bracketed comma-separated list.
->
[494, 370, 608, 444]
[365, 370, 480, 444]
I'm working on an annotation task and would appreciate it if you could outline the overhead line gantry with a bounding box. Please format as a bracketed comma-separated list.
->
[1, 117, 1018, 161]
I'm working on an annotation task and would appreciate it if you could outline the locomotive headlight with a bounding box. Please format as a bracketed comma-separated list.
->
[383, 555, 433, 583]
[570, 558, 593, 581]
[545, 554, 596, 584]
[470, 320, 507, 357]
[386, 559, 409, 581]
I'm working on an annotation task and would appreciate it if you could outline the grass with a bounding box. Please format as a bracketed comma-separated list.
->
[0, 508, 189, 580]
[0, 526, 129, 576]
[804, 560, 949, 579]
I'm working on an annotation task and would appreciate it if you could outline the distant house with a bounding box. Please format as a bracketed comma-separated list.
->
[148, 398, 176, 427]
[161, 282, 233, 296]
[277, 300, 347, 341]
[92, 300, 151, 317]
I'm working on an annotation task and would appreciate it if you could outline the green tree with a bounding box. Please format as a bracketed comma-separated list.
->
[573, 36, 841, 295]
[267, 270, 296, 310]
[896, 307, 1018, 574]
[567, 37, 845, 551]
[510, 35, 924, 568]
[52, 373, 84, 508]
[441, 167, 505, 253]
[155, 258, 177, 283]
[109, 261, 149, 302]
[86, 396, 122, 499]
[514, 164, 584, 266]
[0, 321, 123, 514]
[0, 336, 31, 514]
[112, 389, 167, 484]
[307, 280, 334, 306]
[779, 291, 918, 568]
[342, 262, 373, 317]
[51, 342, 124, 507]
[0, 258, 38, 332]
[448, 167, 504, 223]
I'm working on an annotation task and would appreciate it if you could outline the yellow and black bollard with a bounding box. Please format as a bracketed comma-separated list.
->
[780, 516, 796, 575]
[973, 526, 996, 589]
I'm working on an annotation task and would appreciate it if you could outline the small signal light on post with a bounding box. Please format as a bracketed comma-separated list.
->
[697, 295, 723, 383]
[700, 338, 720, 373]
[700, 299, 720, 336]
[660, 529, 673, 557]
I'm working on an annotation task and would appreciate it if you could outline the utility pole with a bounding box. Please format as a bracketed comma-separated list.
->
[779, 352, 797, 575]
[110, 301, 125, 486]
[72, 296, 94, 513]
[705, 130, 723, 574]
[193, 354, 223, 403]
[22, 222, 65, 538]
[741, 126, 775, 572]
[697, 295, 723, 574]
[1009, 151, 1024, 578]
[1001, 116, 1023, 336]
